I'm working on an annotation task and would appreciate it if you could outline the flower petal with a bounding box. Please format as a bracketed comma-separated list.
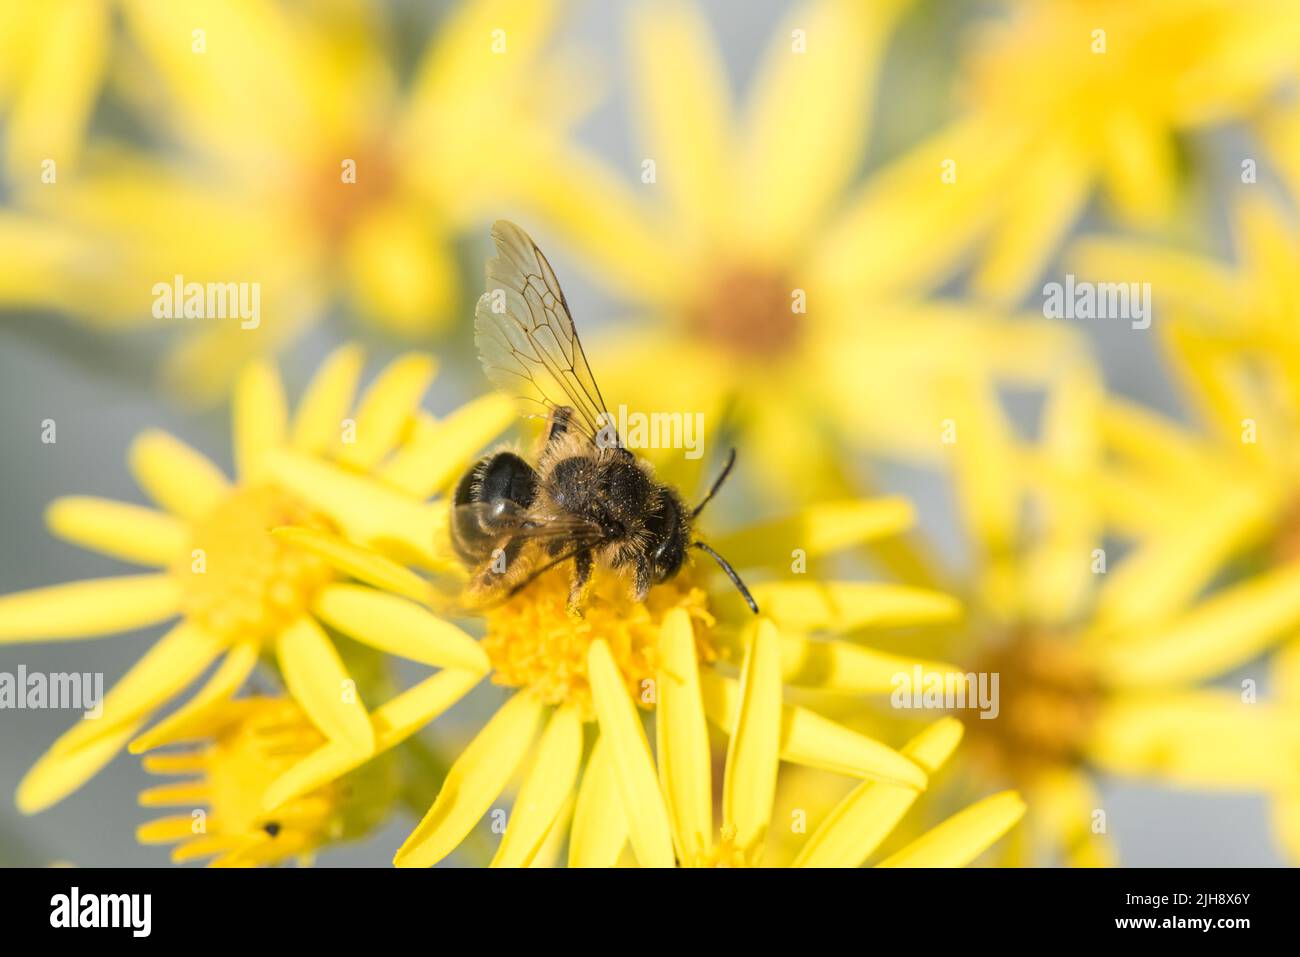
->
[751, 628, 960, 694]
[232, 358, 288, 482]
[740, 0, 899, 255]
[1096, 561, 1300, 687]
[970, 135, 1093, 304]
[135, 813, 201, 845]
[1094, 484, 1276, 635]
[795, 718, 963, 867]
[378, 393, 516, 499]
[260, 739, 370, 814]
[47, 621, 225, 760]
[722, 620, 782, 859]
[45, 497, 187, 567]
[492, 705, 583, 867]
[17, 720, 142, 815]
[627, 0, 735, 236]
[747, 581, 960, 633]
[129, 639, 260, 753]
[263, 667, 485, 811]
[128, 429, 230, 520]
[2, 0, 108, 179]
[272, 527, 433, 603]
[875, 791, 1026, 868]
[290, 343, 366, 454]
[655, 607, 713, 864]
[266, 451, 449, 570]
[588, 639, 675, 867]
[393, 690, 543, 868]
[700, 671, 926, 788]
[1027, 767, 1116, 867]
[568, 736, 628, 868]
[275, 616, 374, 754]
[1087, 690, 1300, 790]
[312, 583, 487, 672]
[336, 353, 437, 472]
[708, 498, 915, 570]
[0, 574, 180, 643]
[371, 668, 485, 753]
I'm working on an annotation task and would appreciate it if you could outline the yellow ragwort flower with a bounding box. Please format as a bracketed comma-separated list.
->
[518, 0, 1078, 497]
[0, 344, 514, 814]
[262, 447, 973, 866]
[952, 0, 1300, 303]
[635, 617, 1024, 867]
[135, 695, 400, 867]
[4, 0, 587, 399]
[1069, 194, 1300, 860]
[904, 359, 1300, 864]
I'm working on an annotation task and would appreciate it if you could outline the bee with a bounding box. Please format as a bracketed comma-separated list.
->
[450, 220, 758, 617]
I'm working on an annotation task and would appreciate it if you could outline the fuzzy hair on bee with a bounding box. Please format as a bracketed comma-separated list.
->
[449, 221, 757, 617]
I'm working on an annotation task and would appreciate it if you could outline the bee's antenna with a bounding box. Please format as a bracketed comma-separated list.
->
[692, 541, 759, 614]
[693, 447, 737, 518]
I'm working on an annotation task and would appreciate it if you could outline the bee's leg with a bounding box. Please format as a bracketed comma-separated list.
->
[632, 555, 652, 604]
[566, 549, 594, 618]
[544, 406, 575, 447]
[472, 537, 525, 595]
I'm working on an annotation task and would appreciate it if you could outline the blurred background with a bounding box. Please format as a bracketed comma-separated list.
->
[0, 0, 1291, 866]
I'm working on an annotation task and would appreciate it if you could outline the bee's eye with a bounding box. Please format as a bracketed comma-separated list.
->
[651, 538, 684, 580]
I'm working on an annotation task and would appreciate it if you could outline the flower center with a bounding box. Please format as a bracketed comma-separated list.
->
[481, 567, 716, 720]
[176, 486, 334, 643]
[310, 138, 396, 246]
[693, 826, 750, 868]
[686, 266, 802, 362]
[963, 629, 1103, 781]
[1272, 499, 1300, 563]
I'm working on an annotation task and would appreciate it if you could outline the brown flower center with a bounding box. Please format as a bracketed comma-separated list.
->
[686, 266, 802, 361]
[963, 629, 1103, 781]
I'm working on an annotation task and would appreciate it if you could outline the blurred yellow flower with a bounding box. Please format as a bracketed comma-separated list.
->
[2, 0, 586, 400]
[518, 0, 1087, 500]
[906, 363, 1300, 864]
[1071, 195, 1300, 860]
[952, 0, 1300, 303]
[136, 696, 399, 867]
[0, 344, 511, 814]
[1073, 194, 1300, 619]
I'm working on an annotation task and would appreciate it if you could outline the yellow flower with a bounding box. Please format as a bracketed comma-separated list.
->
[398, 511, 968, 867]
[1068, 196, 1300, 860]
[1, 344, 513, 814]
[5, 0, 586, 400]
[1072, 195, 1300, 619]
[636, 618, 1024, 867]
[262, 447, 971, 867]
[907, 360, 1300, 864]
[517, 0, 1077, 497]
[135, 696, 399, 867]
[952, 0, 1300, 303]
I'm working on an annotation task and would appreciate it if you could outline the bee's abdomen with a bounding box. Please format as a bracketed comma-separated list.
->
[451, 452, 539, 566]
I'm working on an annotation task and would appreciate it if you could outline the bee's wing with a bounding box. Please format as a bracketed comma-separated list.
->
[450, 500, 608, 547]
[474, 220, 618, 445]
